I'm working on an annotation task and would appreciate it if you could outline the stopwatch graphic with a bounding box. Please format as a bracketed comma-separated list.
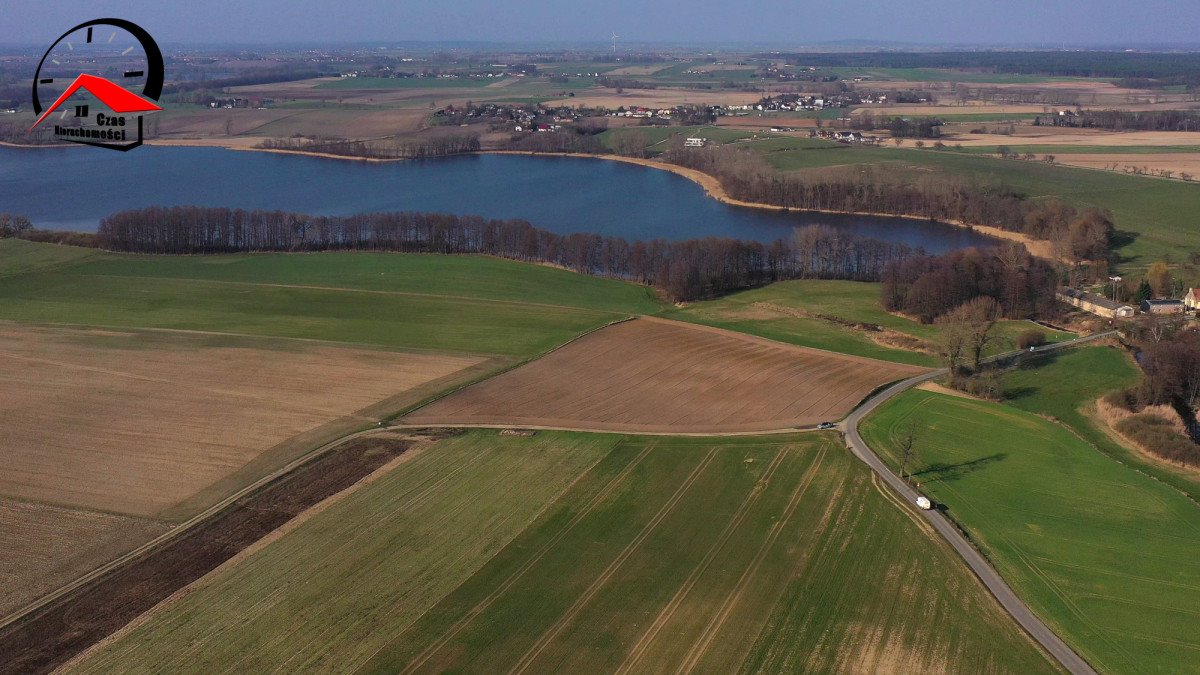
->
[29, 18, 164, 151]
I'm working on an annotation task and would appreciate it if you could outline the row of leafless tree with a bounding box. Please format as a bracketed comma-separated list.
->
[1050, 109, 1200, 132]
[258, 134, 480, 159]
[97, 207, 921, 301]
[662, 146, 1114, 262]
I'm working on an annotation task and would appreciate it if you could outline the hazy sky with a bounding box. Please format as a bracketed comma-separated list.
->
[4, 1, 1197, 46]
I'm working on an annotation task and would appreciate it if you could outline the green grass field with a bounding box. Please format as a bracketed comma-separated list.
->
[862, 389, 1200, 673]
[0, 243, 662, 356]
[751, 138, 1200, 267]
[0, 238, 99, 278]
[72, 430, 1055, 674]
[316, 77, 494, 90]
[664, 279, 1073, 367]
[1000, 346, 1200, 502]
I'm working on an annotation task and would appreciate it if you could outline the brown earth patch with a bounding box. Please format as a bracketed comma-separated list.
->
[0, 324, 485, 519]
[0, 433, 439, 675]
[1052, 152, 1200, 178]
[943, 128, 1200, 147]
[404, 317, 926, 433]
[0, 500, 169, 618]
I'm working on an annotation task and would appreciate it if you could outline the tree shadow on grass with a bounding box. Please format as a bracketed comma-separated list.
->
[1110, 230, 1140, 265]
[913, 453, 1007, 483]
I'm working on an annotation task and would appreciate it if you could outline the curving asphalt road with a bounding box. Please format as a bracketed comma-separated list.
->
[842, 332, 1116, 675]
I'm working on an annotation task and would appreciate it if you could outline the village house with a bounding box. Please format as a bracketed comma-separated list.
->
[1057, 288, 1136, 319]
[1184, 288, 1200, 310]
[1141, 299, 1188, 315]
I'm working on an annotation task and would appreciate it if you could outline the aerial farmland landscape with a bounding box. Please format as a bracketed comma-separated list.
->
[3, 2, 1200, 674]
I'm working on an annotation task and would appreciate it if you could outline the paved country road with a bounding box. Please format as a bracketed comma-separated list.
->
[842, 331, 1116, 675]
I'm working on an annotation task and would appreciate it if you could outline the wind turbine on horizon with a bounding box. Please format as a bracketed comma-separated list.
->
[610, 32, 620, 56]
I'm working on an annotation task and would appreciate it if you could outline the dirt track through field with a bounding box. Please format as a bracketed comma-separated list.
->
[405, 317, 925, 434]
[396, 442, 657, 674]
[0, 435, 426, 675]
[615, 447, 792, 673]
[507, 447, 721, 674]
[675, 444, 829, 673]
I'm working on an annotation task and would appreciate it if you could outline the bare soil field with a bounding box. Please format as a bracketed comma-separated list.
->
[404, 317, 925, 433]
[155, 108, 294, 138]
[604, 64, 672, 76]
[0, 499, 169, 617]
[0, 433, 428, 675]
[1052, 152, 1200, 176]
[0, 324, 486, 518]
[944, 128, 1200, 147]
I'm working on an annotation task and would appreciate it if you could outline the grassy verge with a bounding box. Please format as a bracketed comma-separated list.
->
[1000, 345, 1200, 503]
[862, 389, 1200, 673]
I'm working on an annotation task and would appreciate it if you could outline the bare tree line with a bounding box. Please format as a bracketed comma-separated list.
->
[97, 207, 922, 302]
[1042, 109, 1200, 132]
[258, 134, 480, 160]
[661, 146, 1113, 261]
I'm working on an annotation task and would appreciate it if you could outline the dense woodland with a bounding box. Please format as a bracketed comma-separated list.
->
[1038, 109, 1200, 131]
[663, 146, 1114, 263]
[880, 246, 1060, 323]
[97, 206, 921, 301]
[861, 116, 944, 138]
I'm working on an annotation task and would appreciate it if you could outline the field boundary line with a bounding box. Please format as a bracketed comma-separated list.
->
[391, 441, 656, 674]
[0, 318, 636, 632]
[395, 316, 637, 423]
[507, 447, 722, 675]
[389, 421, 827, 437]
[0, 426, 424, 633]
[675, 444, 830, 675]
[638, 314, 933, 372]
[22, 320, 500, 359]
[76, 273, 624, 315]
[616, 446, 792, 674]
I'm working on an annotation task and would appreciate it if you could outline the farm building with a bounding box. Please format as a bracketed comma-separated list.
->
[683, 137, 707, 148]
[1057, 288, 1135, 319]
[1140, 299, 1188, 315]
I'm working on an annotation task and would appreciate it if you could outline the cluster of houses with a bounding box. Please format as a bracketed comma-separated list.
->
[438, 102, 584, 133]
[207, 97, 274, 109]
[810, 129, 884, 145]
[1056, 286, 1199, 320]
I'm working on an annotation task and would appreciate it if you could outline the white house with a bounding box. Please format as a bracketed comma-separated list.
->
[683, 137, 707, 148]
[1185, 288, 1200, 310]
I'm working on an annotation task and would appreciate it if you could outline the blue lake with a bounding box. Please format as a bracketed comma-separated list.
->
[0, 146, 998, 253]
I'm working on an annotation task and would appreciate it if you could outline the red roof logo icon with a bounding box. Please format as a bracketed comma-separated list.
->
[29, 73, 161, 131]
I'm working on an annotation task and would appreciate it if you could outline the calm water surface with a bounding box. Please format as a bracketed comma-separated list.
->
[0, 146, 998, 253]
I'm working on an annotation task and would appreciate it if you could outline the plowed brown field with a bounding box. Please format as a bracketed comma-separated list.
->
[0, 324, 486, 519]
[404, 318, 925, 433]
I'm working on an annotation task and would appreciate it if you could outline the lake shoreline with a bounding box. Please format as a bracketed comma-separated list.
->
[13, 138, 1047, 257]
